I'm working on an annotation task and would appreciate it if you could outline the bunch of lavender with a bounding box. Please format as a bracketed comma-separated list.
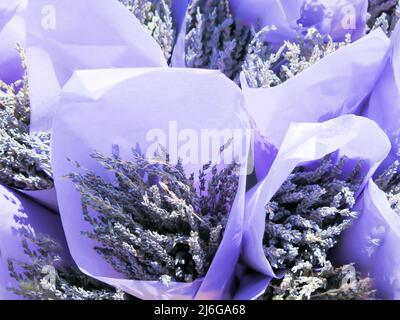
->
[367, 0, 400, 36]
[120, 0, 175, 61]
[242, 27, 350, 88]
[8, 230, 126, 300]
[67, 146, 240, 284]
[375, 160, 400, 216]
[0, 46, 53, 191]
[185, 0, 252, 82]
[262, 155, 375, 300]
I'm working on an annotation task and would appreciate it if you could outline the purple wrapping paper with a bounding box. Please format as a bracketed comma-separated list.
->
[25, 0, 167, 134]
[230, 0, 301, 31]
[50, 67, 252, 300]
[18, 188, 59, 213]
[241, 28, 390, 180]
[0, 0, 26, 85]
[363, 24, 400, 175]
[230, 0, 303, 45]
[335, 180, 400, 299]
[171, 0, 191, 35]
[299, 0, 367, 41]
[0, 185, 68, 300]
[229, 0, 367, 42]
[240, 115, 391, 299]
[170, 0, 190, 67]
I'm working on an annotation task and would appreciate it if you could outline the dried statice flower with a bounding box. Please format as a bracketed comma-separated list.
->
[242, 27, 351, 89]
[367, 0, 400, 36]
[0, 46, 53, 191]
[262, 155, 375, 300]
[375, 160, 400, 216]
[120, 0, 175, 61]
[185, 0, 252, 82]
[67, 146, 240, 283]
[8, 230, 126, 300]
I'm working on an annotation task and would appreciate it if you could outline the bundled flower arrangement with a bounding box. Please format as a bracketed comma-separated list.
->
[67, 147, 240, 284]
[2, 0, 400, 302]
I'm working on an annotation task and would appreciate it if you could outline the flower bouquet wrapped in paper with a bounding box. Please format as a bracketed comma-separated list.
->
[239, 115, 391, 299]
[50, 67, 252, 300]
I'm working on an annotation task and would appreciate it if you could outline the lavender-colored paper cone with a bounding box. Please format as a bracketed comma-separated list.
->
[25, 0, 167, 134]
[0, 185, 66, 299]
[242, 29, 389, 180]
[229, 0, 367, 43]
[51, 67, 252, 300]
[240, 115, 391, 299]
